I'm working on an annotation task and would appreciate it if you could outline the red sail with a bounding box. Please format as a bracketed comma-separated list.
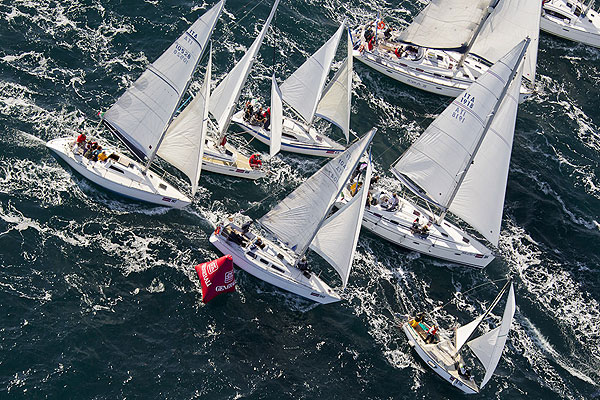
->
[195, 255, 236, 303]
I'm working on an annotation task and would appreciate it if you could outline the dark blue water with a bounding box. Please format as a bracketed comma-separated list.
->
[1, 0, 599, 398]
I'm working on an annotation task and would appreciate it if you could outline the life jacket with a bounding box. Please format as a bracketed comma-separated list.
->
[77, 134, 86, 143]
[249, 154, 262, 168]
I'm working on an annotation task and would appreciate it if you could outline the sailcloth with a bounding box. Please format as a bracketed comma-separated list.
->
[157, 47, 212, 196]
[280, 22, 345, 124]
[260, 129, 376, 256]
[209, 0, 280, 135]
[315, 30, 353, 142]
[270, 74, 283, 158]
[398, 0, 492, 50]
[310, 159, 372, 287]
[470, 0, 541, 83]
[455, 314, 485, 354]
[103, 0, 224, 160]
[467, 283, 516, 388]
[391, 40, 527, 244]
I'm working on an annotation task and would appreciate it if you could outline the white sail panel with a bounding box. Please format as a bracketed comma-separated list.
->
[470, 0, 541, 82]
[315, 31, 353, 142]
[468, 283, 516, 388]
[103, 0, 223, 159]
[455, 314, 485, 354]
[281, 22, 345, 124]
[448, 65, 522, 245]
[259, 129, 376, 256]
[158, 47, 212, 196]
[310, 160, 371, 287]
[270, 75, 283, 158]
[209, 0, 279, 135]
[398, 0, 492, 50]
[392, 41, 525, 209]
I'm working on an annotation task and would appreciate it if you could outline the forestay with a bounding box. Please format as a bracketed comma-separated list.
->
[398, 0, 492, 50]
[470, 0, 541, 83]
[310, 159, 371, 287]
[209, 0, 280, 136]
[391, 41, 526, 244]
[269, 74, 283, 158]
[315, 31, 353, 142]
[157, 46, 212, 196]
[103, 0, 223, 159]
[260, 129, 376, 256]
[280, 22, 345, 124]
[467, 283, 515, 388]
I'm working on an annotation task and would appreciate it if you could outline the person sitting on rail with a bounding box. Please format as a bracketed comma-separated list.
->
[263, 107, 271, 129]
[244, 101, 254, 122]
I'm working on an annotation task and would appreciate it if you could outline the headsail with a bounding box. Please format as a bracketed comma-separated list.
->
[259, 128, 376, 257]
[103, 0, 224, 160]
[467, 283, 516, 388]
[398, 0, 493, 51]
[209, 0, 280, 136]
[310, 157, 371, 287]
[315, 30, 353, 142]
[391, 40, 527, 244]
[269, 74, 283, 158]
[157, 46, 212, 196]
[280, 22, 345, 125]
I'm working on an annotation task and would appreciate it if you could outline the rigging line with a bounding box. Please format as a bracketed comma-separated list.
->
[429, 277, 510, 316]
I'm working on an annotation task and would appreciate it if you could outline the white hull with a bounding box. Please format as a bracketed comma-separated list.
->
[202, 137, 266, 180]
[337, 189, 493, 268]
[210, 223, 342, 304]
[541, 0, 600, 48]
[352, 27, 533, 103]
[402, 321, 479, 394]
[47, 137, 191, 208]
[232, 111, 345, 158]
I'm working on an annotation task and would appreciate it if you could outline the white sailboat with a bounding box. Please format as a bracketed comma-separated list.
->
[232, 22, 353, 158]
[541, 0, 600, 48]
[402, 281, 516, 394]
[47, 1, 225, 208]
[337, 39, 530, 268]
[209, 128, 376, 304]
[352, 0, 541, 103]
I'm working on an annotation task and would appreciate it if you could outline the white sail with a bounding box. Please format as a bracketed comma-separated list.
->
[157, 47, 212, 196]
[259, 129, 376, 256]
[468, 283, 516, 388]
[470, 0, 541, 83]
[270, 74, 283, 158]
[310, 159, 371, 287]
[448, 63, 522, 245]
[103, 0, 224, 159]
[455, 314, 485, 354]
[209, 0, 279, 136]
[280, 22, 345, 124]
[391, 40, 526, 241]
[398, 0, 492, 50]
[315, 30, 353, 142]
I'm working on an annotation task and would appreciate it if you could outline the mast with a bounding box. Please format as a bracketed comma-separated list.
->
[437, 37, 530, 224]
[455, 0, 499, 72]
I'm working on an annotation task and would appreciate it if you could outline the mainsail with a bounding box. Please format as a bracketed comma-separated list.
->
[209, 0, 280, 136]
[259, 129, 376, 256]
[103, 0, 224, 160]
[391, 40, 528, 245]
[310, 158, 372, 287]
[315, 30, 353, 142]
[280, 22, 346, 125]
[269, 74, 283, 158]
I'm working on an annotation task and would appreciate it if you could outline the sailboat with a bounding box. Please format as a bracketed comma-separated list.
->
[209, 128, 376, 304]
[231, 22, 353, 158]
[352, 0, 541, 102]
[46, 1, 225, 208]
[541, 0, 600, 48]
[337, 39, 530, 268]
[402, 280, 516, 394]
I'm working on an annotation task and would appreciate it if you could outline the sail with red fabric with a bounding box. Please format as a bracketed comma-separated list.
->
[195, 254, 236, 303]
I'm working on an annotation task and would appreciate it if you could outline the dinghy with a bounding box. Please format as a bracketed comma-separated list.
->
[47, 1, 225, 207]
[541, 0, 600, 48]
[337, 39, 531, 268]
[402, 281, 516, 394]
[232, 22, 353, 158]
[210, 128, 376, 304]
[352, 0, 541, 102]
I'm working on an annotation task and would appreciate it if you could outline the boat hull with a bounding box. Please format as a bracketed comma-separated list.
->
[202, 138, 266, 180]
[47, 137, 191, 208]
[540, 9, 600, 48]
